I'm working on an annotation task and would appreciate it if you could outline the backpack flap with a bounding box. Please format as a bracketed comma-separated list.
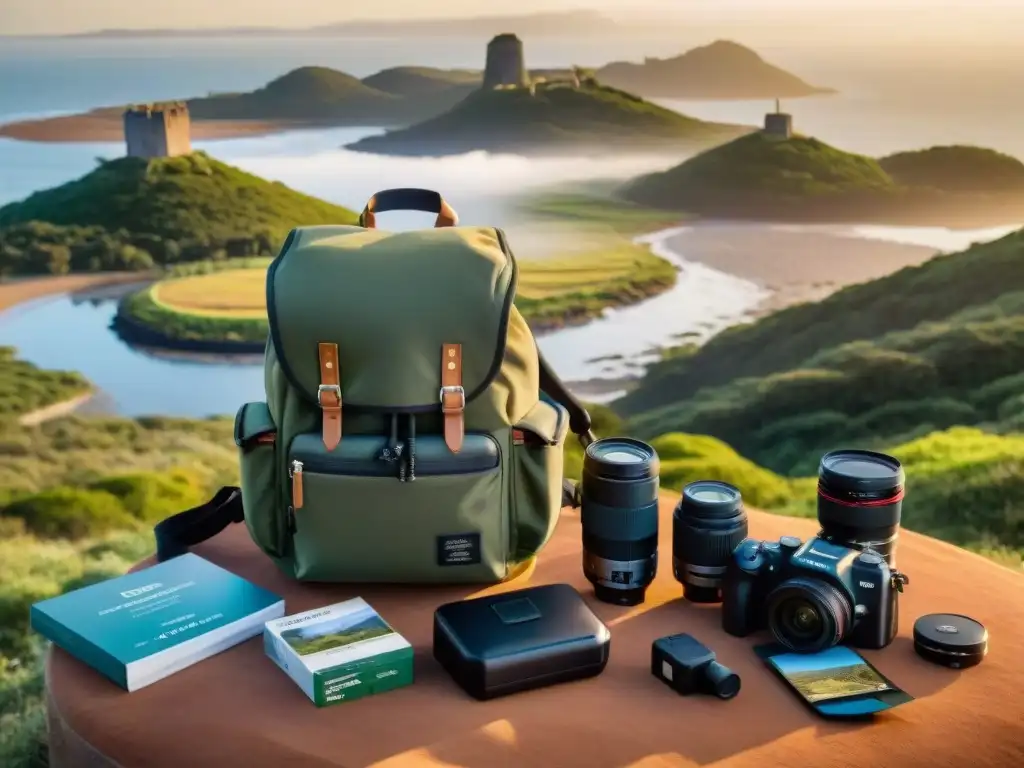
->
[267, 225, 517, 414]
[233, 401, 277, 448]
[514, 395, 569, 446]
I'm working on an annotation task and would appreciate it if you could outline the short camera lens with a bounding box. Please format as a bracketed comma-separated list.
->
[673, 481, 749, 604]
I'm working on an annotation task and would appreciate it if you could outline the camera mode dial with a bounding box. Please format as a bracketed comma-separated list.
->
[778, 536, 802, 557]
[733, 539, 765, 571]
[857, 551, 883, 565]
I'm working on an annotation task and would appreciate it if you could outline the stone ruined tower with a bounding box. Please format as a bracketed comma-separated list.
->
[123, 102, 192, 159]
[482, 33, 529, 89]
[763, 98, 793, 139]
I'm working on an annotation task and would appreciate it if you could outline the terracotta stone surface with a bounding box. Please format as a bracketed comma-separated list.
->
[47, 495, 1024, 768]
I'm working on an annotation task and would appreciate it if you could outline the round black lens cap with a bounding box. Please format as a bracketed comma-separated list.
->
[913, 613, 988, 669]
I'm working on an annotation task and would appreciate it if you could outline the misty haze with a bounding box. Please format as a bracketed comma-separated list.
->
[1, 3, 1023, 765]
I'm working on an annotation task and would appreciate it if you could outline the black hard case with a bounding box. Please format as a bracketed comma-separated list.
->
[433, 583, 611, 700]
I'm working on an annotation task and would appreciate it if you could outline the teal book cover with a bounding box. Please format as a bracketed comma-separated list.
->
[31, 553, 285, 692]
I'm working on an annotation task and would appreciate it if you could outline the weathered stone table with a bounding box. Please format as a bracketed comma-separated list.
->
[47, 496, 1024, 767]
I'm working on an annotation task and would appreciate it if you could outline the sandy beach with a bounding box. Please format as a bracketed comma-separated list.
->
[0, 272, 149, 312]
[0, 109, 296, 143]
[665, 223, 941, 315]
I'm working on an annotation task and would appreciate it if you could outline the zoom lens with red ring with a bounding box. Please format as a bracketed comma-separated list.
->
[817, 449, 904, 567]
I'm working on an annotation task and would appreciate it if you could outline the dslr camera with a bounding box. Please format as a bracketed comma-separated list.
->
[721, 535, 909, 652]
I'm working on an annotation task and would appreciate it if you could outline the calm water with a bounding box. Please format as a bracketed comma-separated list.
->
[0, 222, 1013, 418]
[0, 35, 1022, 416]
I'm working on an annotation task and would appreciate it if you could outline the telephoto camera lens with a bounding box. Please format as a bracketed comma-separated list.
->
[673, 481, 749, 603]
[817, 449, 904, 566]
[581, 438, 660, 606]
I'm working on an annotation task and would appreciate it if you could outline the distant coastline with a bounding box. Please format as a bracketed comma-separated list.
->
[0, 272, 148, 313]
[0, 109, 303, 143]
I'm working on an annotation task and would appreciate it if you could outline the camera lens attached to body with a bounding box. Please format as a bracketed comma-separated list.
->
[818, 449, 904, 566]
[673, 481, 749, 603]
[766, 577, 853, 653]
[581, 438, 660, 606]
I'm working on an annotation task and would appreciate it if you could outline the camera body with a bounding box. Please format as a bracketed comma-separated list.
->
[722, 535, 906, 651]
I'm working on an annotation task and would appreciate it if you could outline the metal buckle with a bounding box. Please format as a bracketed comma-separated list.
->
[439, 385, 466, 411]
[317, 384, 341, 407]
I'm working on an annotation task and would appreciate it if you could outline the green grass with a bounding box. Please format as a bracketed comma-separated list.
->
[287, 627, 393, 655]
[617, 227, 1024, 418]
[0, 526, 155, 768]
[628, 307, 1024, 472]
[284, 625, 393, 656]
[621, 133, 1024, 224]
[515, 193, 685, 236]
[0, 153, 357, 274]
[0, 415, 233, 767]
[116, 241, 679, 343]
[0, 415, 237, 506]
[879, 145, 1024, 193]
[0, 348, 91, 419]
[346, 79, 746, 156]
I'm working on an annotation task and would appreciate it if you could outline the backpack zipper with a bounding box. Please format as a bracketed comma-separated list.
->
[289, 459, 304, 509]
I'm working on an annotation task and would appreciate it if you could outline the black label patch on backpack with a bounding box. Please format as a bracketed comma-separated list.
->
[437, 534, 481, 566]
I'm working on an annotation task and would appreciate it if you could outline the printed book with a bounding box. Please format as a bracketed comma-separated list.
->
[264, 597, 414, 706]
[31, 553, 285, 692]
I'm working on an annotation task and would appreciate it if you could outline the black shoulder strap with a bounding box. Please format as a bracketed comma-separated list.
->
[536, 351, 593, 509]
[537, 350, 595, 445]
[153, 486, 245, 562]
[153, 352, 594, 558]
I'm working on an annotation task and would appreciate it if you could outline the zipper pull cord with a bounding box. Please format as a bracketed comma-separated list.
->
[378, 413, 404, 479]
[406, 414, 417, 482]
[396, 412, 407, 483]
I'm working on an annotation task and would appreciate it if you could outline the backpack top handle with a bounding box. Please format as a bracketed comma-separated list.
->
[359, 188, 459, 229]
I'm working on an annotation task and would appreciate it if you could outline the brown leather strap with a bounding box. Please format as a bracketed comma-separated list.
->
[360, 191, 458, 229]
[317, 342, 342, 451]
[362, 204, 456, 228]
[440, 343, 465, 454]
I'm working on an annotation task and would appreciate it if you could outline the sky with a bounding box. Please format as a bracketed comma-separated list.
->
[771, 646, 875, 675]
[2, 0, 1023, 43]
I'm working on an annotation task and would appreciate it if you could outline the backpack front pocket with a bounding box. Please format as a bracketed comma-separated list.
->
[287, 432, 507, 583]
[510, 397, 570, 560]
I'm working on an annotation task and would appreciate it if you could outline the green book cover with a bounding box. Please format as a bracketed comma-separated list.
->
[264, 598, 414, 707]
[31, 553, 284, 692]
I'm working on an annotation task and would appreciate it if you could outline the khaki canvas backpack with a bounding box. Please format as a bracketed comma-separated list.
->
[154, 188, 593, 583]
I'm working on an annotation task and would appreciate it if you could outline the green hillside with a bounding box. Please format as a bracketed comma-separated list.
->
[629, 303, 1024, 474]
[360, 66, 480, 95]
[621, 226, 1024, 504]
[346, 79, 747, 157]
[623, 132, 896, 214]
[189, 66, 478, 126]
[618, 227, 1024, 417]
[596, 40, 833, 99]
[0, 347, 90, 418]
[879, 145, 1024, 193]
[0, 152, 356, 272]
[622, 133, 1024, 225]
[189, 66, 397, 122]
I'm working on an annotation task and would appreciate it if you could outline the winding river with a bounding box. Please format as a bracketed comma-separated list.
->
[1, 221, 1015, 418]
